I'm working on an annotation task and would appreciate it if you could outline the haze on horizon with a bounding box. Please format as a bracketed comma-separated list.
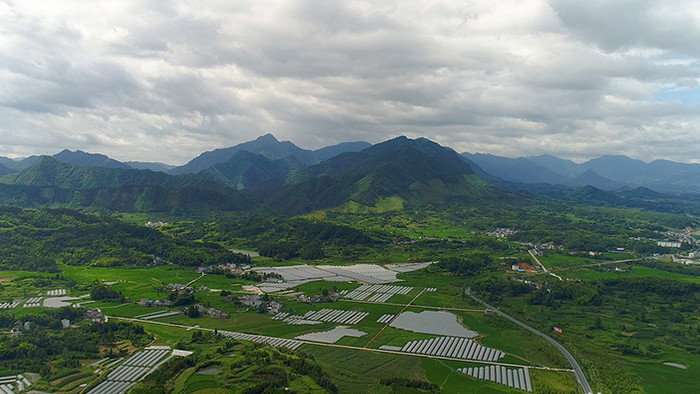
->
[1, 0, 699, 165]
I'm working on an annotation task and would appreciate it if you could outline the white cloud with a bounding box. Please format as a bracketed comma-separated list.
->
[0, 0, 699, 164]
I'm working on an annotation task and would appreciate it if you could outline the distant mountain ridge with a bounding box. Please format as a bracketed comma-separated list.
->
[125, 161, 175, 172]
[53, 149, 131, 169]
[168, 134, 371, 175]
[0, 135, 698, 216]
[463, 152, 700, 194]
[3, 136, 698, 195]
[0, 162, 13, 176]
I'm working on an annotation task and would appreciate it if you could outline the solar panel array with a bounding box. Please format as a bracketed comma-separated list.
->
[47, 289, 67, 296]
[366, 293, 393, 302]
[425, 287, 437, 292]
[272, 309, 368, 325]
[0, 374, 32, 394]
[104, 357, 124, 369]
[399, 336, 505, 361]
[376, 314, 395, 324]
[304, 309, 369, 324]
[344, 284, 412, 302]
[219, 330, 303, 350]
[87, 350, 172, 394]
[139, 311, 181, 320]
[123, 350, 171, 367]
[0, 301, 20, 310]
[23, 297, 42, 308]
[458, 366, 532, 392]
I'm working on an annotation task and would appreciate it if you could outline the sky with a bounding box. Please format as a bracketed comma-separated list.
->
[1, 0, 699, 165]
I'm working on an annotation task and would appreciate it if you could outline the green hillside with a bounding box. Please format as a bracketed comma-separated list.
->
[252, 137, 499, 215]
[0, 156, 255, 213]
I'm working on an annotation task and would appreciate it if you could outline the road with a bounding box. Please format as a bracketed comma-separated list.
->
[185, 272, 206, 287]
[553, 258, 641, 272]
[364, 288, 425, 348]
[466, 288, 593, 394]
[529, 249, 563, 281]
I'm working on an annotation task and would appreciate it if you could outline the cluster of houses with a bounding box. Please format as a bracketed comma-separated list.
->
[85, 308, 108, 323]
[192, 304, 229, 319]
[137, 298, 172, 307]
[197, 263, 252, 275]
[237, 295, 282, 314]
[145, 221, 168, 227]
[296, 291, 340, 303]
[166, 283, 192, 292]
[486, 228, 518, 238]
[510, 262, 537, 273]
[512, 277, 544, 291]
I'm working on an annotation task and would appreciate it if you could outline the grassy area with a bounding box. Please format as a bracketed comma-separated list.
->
[60, 264, 201, 301]
[562, 265, 700, 284]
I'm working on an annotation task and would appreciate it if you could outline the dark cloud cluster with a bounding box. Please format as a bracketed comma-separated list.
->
[1, 0, 699, 164]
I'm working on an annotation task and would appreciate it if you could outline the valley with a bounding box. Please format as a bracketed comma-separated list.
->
[0, 136, 698, 393]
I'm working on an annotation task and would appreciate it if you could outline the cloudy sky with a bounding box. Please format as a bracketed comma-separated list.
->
[1, 0, 699, 164]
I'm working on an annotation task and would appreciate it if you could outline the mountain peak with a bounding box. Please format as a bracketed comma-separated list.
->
[169, 134, 370, 175]
[53, 149, 130, 169]
[257, 133, 279, 142]
[253, 136, 489, 215]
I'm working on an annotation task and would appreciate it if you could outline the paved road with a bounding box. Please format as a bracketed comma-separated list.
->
[466, 288, 593, 394]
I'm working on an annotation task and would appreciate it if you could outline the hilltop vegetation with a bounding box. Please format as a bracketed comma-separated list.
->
[0, 207, 250, 271]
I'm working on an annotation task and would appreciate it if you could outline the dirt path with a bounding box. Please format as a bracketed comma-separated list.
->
[363, 288, 426, 348]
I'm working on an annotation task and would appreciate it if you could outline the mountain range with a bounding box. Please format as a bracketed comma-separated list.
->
[0, 156, 255, 213]
[1, 134, 699, 215]
[249, 136, 495, 215]
[462, 153, 700, 194]
[0, 136, 493, 214]
[167, 134, 371, 175]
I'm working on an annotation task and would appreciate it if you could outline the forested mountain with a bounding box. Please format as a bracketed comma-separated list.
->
[461, 152, 570, 185]
[0, 155, 39, 171]
[250, 136, 497, 215]
[312, 141, 372, 162]
[0, 206, 250, 271]
[196, 150, 296, 189]
[168, 134, 370, 175]
[53, 149, 131, 169]
[0, 162, 13, 176]
[0, 156, 255, 212]
[0, 136, 699, 216]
